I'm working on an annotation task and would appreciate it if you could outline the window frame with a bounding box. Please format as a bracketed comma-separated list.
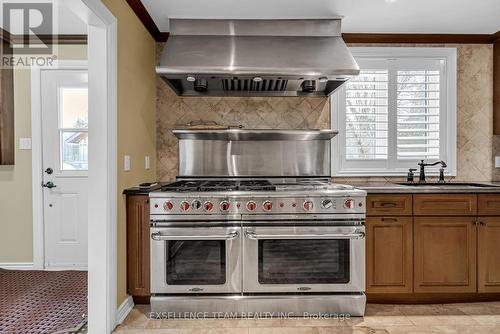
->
[331, 47, 457, 177]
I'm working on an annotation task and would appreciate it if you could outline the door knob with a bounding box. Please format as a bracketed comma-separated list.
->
[44, 168, 53, 174]
[42, 181, 56, 189]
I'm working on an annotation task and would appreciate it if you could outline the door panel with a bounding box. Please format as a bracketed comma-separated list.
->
[414, 217, 477, 293]
[478, 217, 500, 292]
[366, 216, 413, 293]
[41, 70, 88, 268]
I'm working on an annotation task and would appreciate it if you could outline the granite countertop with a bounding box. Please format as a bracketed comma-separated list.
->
[122, 183, 165, 195]
[123, 181, 500, 195]
[351, 182, 500, 193]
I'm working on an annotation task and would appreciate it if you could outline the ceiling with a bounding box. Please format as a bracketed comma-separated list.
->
[141, 0, 500, 34]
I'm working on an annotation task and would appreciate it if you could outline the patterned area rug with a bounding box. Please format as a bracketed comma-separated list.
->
[0, 269, 87, 334]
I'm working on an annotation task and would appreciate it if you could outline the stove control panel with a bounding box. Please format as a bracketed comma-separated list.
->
[150, 196, 366, 215]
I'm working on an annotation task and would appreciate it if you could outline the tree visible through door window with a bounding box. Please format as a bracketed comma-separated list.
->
[59, 87, 88, 171]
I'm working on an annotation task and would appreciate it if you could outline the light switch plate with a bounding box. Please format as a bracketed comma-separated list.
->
[124, 155, 131, 171]
[19, 138, 32, 150]
[495, 156, 500, 168]
[145, 156, 150, 170]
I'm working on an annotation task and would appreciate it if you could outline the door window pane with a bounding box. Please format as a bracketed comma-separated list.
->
[60, 131, 88, 171]
[258, 239, 350, 284]
[166, 240, 226, 285]
[60, 88, 88, 129]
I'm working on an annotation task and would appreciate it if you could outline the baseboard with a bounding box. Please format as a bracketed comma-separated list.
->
[116, 295, 134, 325]
[0, 262, 34, 270]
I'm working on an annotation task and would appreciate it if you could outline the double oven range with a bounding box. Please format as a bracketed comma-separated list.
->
[149, 129, 367, 316]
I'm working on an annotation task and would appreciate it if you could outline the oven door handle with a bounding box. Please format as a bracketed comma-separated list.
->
[244, 231, 365, 240]
[151, 231, 239, 241]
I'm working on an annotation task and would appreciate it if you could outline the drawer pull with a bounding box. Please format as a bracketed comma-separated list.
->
[381, 218, 398, 222]
[379, 202, 398, 207]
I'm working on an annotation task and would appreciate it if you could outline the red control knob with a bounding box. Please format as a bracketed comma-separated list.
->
[203, 201, 214, 212]
[180, 201, 190, 211]
[163, 201, 173, 211]
[303, 200, 314, 211]
[246, 201, 257, 211]
[344, 199, 355, 209]
[220, 201, 230, 212]
[262, 201, 273, 211]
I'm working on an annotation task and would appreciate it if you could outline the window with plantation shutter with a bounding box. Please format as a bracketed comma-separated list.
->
[331, 48, 457, 176]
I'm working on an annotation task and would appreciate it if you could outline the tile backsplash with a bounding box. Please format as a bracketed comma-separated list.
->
[156, 43, 495, 182]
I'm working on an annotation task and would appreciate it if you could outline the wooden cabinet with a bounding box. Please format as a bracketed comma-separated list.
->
[414, 217, 477, 293]
[478, 217, 500, 292]
[367, 194, 412, 216]
[366, 216, 413, 293]
[126, 195, 150, 303]
[414, 194, 477, 216]
[478, 194, 500, 215]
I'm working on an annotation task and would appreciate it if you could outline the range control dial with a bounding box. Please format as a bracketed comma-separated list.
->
[344, 199, 355, 209]
[303, 200, 314, 211]
[220, 201, 230, 212]
[191, 200, 202, 210]
[262, 200, 273, 211]
[246, 201, 257, 211]
[203, 201, 214, 212]
[321, 199, 333, 209]
[180, 201, 190, 211]
[163, 201, 173, 211]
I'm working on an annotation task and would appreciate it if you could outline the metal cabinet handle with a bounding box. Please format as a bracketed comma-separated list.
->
[379, 202, 397, 207]
[381, 217, 398, 222]
[151, 231, 239, 241]
[244, 231, 365, 240]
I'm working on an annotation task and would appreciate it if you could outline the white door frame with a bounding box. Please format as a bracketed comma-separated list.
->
[59, 1, 117, 333]
[31, 60, 89, 271]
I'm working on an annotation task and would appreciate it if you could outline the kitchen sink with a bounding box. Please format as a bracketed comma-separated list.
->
[396, 182, 500, 188]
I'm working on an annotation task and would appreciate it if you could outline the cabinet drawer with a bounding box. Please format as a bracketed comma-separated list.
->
[367, 194, 412, 216]
[414, 194, 477, 216]
[478, 194, 500, 215]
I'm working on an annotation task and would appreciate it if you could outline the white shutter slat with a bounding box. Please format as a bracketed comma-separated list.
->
[344, 70, 389, 160]
[397, 70, 440, 160]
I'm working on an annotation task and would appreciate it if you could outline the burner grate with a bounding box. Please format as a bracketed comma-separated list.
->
[161, 179, 276, 192]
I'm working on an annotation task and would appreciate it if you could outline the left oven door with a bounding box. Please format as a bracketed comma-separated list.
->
[151, 226, 242, 294]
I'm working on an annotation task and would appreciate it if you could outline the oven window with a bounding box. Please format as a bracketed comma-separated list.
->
[166, 240, 226, 285]
[258, 239, 350, 284]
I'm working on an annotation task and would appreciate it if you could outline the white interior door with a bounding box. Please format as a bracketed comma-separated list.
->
[41, 70, 88, 269]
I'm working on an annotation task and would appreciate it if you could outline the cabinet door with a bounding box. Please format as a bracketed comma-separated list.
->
[126, 195, 150, 300]
[366, 217, 413, 293]
[478, 217, 500, 292]
[414, 217, 477, 293]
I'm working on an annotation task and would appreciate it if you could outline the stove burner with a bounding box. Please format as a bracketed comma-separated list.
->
[161, 179, 276, 192]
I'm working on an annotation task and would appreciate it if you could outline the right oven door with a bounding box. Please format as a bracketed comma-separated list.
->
[243, 225, 365, 293]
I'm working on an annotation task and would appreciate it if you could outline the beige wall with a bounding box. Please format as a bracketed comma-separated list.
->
[156, 44, 495, 183]
[102, 0, 157, 306]
[0, 45, 87, 263]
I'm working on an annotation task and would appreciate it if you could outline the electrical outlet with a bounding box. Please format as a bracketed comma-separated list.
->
[145, 156, 150, 170]
[19, 138, 32, 150]
[124, 155, 131, 171]
[496, 156, 500, 168]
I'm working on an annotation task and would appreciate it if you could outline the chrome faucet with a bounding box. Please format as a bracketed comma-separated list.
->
[418, 160, 447, 183]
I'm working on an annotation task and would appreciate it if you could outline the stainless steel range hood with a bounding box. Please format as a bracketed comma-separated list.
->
[156, 19, 359, 97]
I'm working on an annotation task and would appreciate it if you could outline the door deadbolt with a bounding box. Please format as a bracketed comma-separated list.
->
[45, 168, 53, 174]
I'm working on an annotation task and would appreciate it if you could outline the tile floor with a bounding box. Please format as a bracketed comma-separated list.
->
[113, 302, 500, 334]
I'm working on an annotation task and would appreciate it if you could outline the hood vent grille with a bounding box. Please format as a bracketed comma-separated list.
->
[222, 79, 288, 92]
